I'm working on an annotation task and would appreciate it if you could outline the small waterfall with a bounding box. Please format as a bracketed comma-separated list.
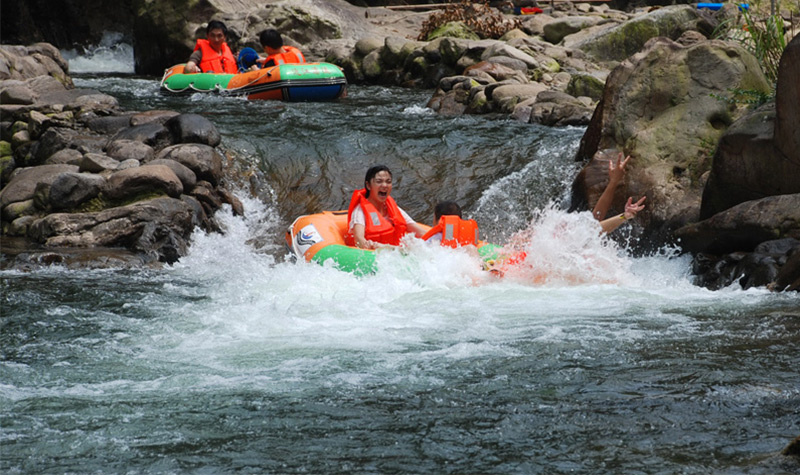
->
[61, 31, 134, 74]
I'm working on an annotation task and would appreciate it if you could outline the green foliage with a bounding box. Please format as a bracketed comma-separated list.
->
[739, 10, 786, 85]
[713, 9, 787, 86]
[711, 87, 774, 107]
[419, 0, 521, 41]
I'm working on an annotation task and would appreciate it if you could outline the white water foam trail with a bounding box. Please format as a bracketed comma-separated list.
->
[61, 32, 134, 74]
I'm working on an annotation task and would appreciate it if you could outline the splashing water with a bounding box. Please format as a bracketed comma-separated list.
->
[61, 32, 134, 74]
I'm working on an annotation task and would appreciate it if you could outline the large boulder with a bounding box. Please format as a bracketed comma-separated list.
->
[675, 194, 800, 254]
[47, 172, 107, 210]
[0, 164, 79, 209]
[153, 143, 224, 186]
[774, 34, 800, 163]
[165, 113, 221, 147]
[0, 44, 72, 87]
[105, 165, 183, 200]
[699, 33, 800, 219]
[28, 196, 196, 264]
[570, 37, 771, 242]
[569, 6, 704, 63]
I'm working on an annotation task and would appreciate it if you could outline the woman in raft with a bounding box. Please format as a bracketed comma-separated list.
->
[346, 165, 427, 249]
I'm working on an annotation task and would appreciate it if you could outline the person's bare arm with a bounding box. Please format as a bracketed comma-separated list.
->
[599, 196, 646, 234]
[593, 153, 630, 221]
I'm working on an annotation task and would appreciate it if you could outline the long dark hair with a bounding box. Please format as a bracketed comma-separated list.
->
[364, 165, 391, 198]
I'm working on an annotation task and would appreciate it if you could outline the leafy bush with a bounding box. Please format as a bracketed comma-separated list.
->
[418, 0, 522, 41]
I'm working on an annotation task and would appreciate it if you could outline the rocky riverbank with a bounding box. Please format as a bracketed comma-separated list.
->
[0, 44, 242, 269]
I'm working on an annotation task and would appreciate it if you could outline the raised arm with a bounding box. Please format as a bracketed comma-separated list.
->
[593, 153, 630, 221]
[599, 196, 646, 234]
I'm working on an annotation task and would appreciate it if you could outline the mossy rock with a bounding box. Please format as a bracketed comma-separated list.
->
[427, 21, 480, 42]
[567, 74, 605, 101]
[0, 141, 12, 157]
[577, 6, 700, 62]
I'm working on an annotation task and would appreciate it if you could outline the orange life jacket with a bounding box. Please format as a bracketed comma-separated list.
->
[421, 215, 479, 248]
[194, 39, 237, 74]
[345, 189, 407, 246]
[262, 46, 306, 67]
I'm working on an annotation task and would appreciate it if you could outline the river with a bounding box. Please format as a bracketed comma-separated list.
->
[1, 53, 799, 473]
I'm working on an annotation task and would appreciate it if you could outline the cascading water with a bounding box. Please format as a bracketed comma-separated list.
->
[1, 49, 798, 474]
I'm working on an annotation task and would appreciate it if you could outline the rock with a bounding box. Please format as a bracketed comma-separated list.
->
[543, 16, 602, 44]
[130, 110, 180, 126]
[105, 139, 154, 163]
[571, 5, 702, 62]
[0, 155, 15, 185]
[0, 44, 73, 87]
[165, 113, 221, 147]
[689, 238, 800, 291]
[217, 187, 244, 216]
[70, 93, 119, 114]
[676, 30, 708, 47]
[105, 164, 183, 200]
[773, 252, 800, 292]
[189, 181, 223, 212]
[0, 163, 79, 208]
[530, 90, 594, 126]
[79, 153, 121, 173]
[570, 38, 771, 242]
[154, 143, 224, 186]
[148, 158, 197, 190]
[674, 194, 800, 254]
[48, 172, 106, 210]
[381, 36, 418, 69]
[520, 13, 555, 37]
[773, 34, 800, 180]
[86, 115, 133, 135]
[8, 215, 37, 237]
[465, 61, 527, 83]
[111, 121, 173, 149]
[481, 42, 539, 69]
[355, 37, 384, 57]
[426, 89, 468, 116]
[361, 50, 382, 80]
[28, 197, 195, 264]
[566, 73, 604, 101]
[490, 83, 549, 112]
[45, 148, 83, 165]
[2, 199, 37, 222]
[30, 127, 106, 165]
[0, 83, 37, 105]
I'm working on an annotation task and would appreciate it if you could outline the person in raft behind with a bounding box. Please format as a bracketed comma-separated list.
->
[422, 201, 480, 248]
[184, 20, 237, 74]
[257, 29, 306, 68]
[346, 165, 427, 250]
[487, 154, 646, 276]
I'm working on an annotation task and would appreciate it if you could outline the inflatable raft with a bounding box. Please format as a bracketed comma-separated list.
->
[285, 210, 502, 275]
[160, 62, 347, 101]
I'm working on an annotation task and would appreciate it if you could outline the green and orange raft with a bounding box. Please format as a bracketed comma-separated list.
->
[285, 210, 503, 275]
[160, 62, 347, 101]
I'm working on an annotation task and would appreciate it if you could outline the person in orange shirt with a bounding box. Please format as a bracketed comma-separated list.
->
[422, 201, 480, 248]
[184, 20, 237, 74]
[257, 29, 306, 68]
[346, 165, 427, 250]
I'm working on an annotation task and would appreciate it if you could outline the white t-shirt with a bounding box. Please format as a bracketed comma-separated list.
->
[349, 204, 416, 230]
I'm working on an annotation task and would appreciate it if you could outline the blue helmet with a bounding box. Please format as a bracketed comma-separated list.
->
[238, 47, 259, 72]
